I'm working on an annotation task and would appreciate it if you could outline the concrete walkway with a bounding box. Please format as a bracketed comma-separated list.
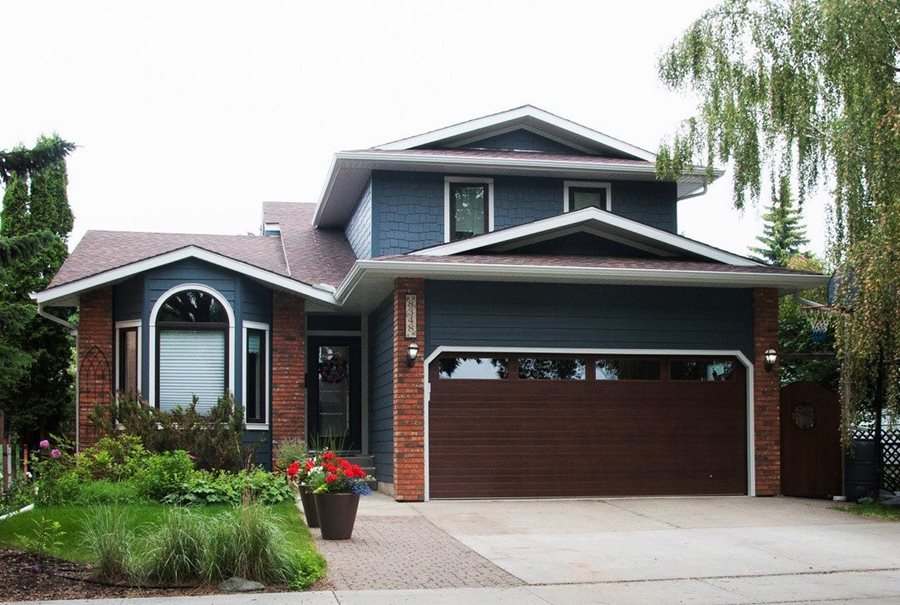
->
[6, 495, 900, 604]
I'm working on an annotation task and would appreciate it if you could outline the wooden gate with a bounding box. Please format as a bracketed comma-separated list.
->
[780, 381, 842, 498]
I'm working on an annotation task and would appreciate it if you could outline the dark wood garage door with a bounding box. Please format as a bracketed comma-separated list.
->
[429, 354, 747, 498]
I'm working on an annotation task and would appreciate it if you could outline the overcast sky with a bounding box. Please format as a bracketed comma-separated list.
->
[0, 1, 829, 258]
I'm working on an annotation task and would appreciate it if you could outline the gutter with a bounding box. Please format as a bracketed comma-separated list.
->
[35, 300, 77, 333]
[335, 259, 829, 305]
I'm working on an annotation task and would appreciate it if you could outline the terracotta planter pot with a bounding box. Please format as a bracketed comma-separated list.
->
[298, 486, 319, 528]
[313, 492, 360, 540]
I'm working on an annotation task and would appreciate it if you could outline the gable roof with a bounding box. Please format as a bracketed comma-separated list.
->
[374, 105, 656, 161]
[409, 207, 760, 267]
[313, 106, 724, 228]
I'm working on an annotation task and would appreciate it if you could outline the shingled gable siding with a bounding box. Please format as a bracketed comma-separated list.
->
[753, 287, 780, 496]
[271, 291, 306, 462]
[425, 281, 754, 359]
[368, 296, 394, 484]
[78, 287, 114, 449]
[345, 179, 373, 259]
[454, 129, 589, 154]
[370, 172, 680, 256]
[392, 278, 426, 501]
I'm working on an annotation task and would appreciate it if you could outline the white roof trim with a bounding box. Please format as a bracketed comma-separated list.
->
[35, 246, 338, 307]
[408, 207, 759, 266]
[334, 259, 827, 305]
[373, 105, 657, 162]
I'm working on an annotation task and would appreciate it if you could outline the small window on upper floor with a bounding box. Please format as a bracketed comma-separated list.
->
[564, 181, 611, 212]
[445, 177, 493, 242]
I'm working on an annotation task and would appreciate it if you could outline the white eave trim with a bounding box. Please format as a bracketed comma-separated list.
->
[373, 105, 657, 162]
[409, 207, 758, 266]
[335, 259, 828, 305]
[35, 246, 338, 307]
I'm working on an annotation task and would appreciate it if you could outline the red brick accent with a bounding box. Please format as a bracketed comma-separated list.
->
[271, 292, 306, 462]
[77, 287, 114, 450]
[392, 278, 426, 501]
[753, 287, 781, 496]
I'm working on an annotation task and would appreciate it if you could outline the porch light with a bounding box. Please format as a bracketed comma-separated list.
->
[764, 349, 777, 371]
[407, 342, 419, 367]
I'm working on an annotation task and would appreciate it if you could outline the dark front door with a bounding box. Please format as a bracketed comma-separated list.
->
[780, 381, 842, 498]
[307, 337, 362, 451]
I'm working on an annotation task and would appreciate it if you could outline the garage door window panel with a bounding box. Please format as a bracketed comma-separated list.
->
[671, 359, 735, 381]
[518, 358, 585, 380]
[438, 357, 508, 379]
[596, 359, 660, 380]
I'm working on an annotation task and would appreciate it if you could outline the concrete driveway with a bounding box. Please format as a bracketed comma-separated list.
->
[409, 496, 900, 603]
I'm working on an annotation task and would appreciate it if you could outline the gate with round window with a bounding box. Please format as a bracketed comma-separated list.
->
[779, 381, 842, 498]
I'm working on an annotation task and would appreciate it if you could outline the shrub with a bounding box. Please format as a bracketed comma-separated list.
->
[81, 507, 136, 581]
[90, 393, 246, 471]
[134, 451, 196, 502]
[273, 438, 307, 473]
[140, 509, 207, 584]
[75, 435, 148, 481]
[163, 468, 292, 506]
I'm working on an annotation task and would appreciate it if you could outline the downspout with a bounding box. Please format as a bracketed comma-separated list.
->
[35, 301, 79, 451]
[678, 181, 708, 201]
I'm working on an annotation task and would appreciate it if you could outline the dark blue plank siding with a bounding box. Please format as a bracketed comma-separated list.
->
[367, 297, 394, 483]
[425, 281, 754, 360]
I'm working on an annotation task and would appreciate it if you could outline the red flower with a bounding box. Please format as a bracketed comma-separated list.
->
[322, 462, 337, 473]
[305, 459, 315, 471]
[287, 461, 300, 478]
[325, 472, 338, 483]
[323, 451, 335, 460]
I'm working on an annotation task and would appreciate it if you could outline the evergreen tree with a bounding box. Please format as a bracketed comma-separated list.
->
[657, 0, 900, 430]
[749, 178, 809, 266]
[0, 135, 76, 439]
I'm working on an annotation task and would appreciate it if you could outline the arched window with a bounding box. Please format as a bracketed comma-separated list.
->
[154, 287, 231, 413]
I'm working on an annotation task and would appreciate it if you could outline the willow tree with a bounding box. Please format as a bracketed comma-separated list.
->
[656, 0, 900, 433]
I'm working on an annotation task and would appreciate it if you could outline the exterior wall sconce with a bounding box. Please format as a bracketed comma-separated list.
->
[764, 348, 778, 371]
[407, 342, 419, 367]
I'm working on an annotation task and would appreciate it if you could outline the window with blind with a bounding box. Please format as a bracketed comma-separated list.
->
[156, 289, 229, 413]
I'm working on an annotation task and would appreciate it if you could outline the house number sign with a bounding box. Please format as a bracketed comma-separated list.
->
[405, 295, 417, 338]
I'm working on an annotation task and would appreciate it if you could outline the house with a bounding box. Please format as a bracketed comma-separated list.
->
[35, 106, 827, 501]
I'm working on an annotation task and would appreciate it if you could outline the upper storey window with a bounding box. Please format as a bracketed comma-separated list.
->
[564, 181, 611, 212]
[444, 177, 494, 242]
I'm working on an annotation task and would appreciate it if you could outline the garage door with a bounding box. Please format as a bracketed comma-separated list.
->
[428, 353, 747, 498]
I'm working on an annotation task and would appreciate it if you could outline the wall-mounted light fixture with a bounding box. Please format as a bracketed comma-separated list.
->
[764, 348, 778, 371]
[407, 342, 419, 367]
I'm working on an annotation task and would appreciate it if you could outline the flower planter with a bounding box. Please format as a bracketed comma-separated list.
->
[298, 485, 320, 528]
[314, 492, 359, 540]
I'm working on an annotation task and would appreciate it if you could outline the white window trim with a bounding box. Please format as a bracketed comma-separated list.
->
[242, 321, 270, 430]
[114, 319, 142, 395]
[422, 346, 755, 502]
[148, 283, 235, 409]
[444, 176, 495, 243]
[563, 180, 611, 212]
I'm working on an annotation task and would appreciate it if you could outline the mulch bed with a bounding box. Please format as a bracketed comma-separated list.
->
[0, 549, 300, 602]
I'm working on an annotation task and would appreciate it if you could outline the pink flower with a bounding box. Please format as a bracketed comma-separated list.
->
[39, 440, 50, 449]
[51, 449, 61, 459]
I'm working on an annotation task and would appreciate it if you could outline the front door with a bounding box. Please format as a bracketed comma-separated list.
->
[307, 337, 362, 451]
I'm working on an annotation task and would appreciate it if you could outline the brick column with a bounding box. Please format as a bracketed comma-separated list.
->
[271, 292, 306, 462]
[77, 287, 114, 450]
[753, 287, 780, 496]
[392, 278, 426, 501]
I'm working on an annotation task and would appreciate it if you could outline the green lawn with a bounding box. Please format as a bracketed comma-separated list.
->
[837, 502, 900, 522]
[0, 502, 316, 565]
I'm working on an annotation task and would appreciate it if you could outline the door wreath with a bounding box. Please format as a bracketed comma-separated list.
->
[319, 355, 348, 383]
